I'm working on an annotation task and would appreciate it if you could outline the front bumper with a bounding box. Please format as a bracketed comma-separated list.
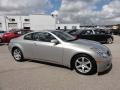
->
[96, 55, 112, 73]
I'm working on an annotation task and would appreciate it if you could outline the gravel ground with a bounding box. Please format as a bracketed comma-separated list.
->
[0, 35, 120, 90]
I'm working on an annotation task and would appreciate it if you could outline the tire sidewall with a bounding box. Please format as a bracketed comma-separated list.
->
[74, 54, 97, 75]
[12, 48, 24, 62]
[107, 38, 113, 44]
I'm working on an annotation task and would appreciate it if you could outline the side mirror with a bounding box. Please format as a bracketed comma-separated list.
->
[51, 39, 59, 45]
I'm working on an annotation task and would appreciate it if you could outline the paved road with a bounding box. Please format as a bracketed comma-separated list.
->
[0, 35, 120, 90]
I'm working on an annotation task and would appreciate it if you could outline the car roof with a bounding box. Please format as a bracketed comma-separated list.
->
[31, 30, 59, 33]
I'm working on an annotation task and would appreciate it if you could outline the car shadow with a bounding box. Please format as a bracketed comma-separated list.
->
[0, 43, 5, 46]
[25, 59, 112, 76]
[98, 64, 113, 76]
[27, 60, 71, 70]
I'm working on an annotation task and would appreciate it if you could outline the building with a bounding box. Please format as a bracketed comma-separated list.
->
[56, 24, 81, 30]
[0, 15, 30, 31]
[30, 14, 56, 31]
[0, 15, 82, 31]
[0, 14, 56, 31]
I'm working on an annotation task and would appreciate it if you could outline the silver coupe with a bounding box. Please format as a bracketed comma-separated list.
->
[8, 30, 112, 75]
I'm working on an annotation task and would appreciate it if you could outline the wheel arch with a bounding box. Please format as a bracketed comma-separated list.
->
[70, 53, 97, 70]
[11, 45, 23, 56]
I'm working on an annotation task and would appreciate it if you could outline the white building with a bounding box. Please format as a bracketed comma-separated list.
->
[30, 14, 56, 31]
[56, 24, 81, 30]
[0, 14, 56, 31]
[0, 15, 30, 31]
[0, 14, 81, 31]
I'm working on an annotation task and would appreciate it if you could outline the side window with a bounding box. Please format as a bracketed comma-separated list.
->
[24, 33, 33, 40]
[69, 30, 77, 35]
[82, 30, 93, 35]
[80, 31, 87, 35]
[33, 32, 56, 42]
[94, 30, 105, 35]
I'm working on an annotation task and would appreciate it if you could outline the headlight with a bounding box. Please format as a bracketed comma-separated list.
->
[91, 48, 108, 57]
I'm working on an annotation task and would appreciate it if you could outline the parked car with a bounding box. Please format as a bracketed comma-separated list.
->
[67, 29, 114, 44]
[2, 29, 32, 43]
[8, 30, 112, 75]
[112, 29, 120, 35]
[0, 31, 6, 43]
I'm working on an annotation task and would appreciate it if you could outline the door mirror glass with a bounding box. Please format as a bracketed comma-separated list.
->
[51, 39, 59, 45]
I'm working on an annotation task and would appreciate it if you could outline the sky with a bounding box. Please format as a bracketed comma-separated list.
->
[0, 0, 120, 25]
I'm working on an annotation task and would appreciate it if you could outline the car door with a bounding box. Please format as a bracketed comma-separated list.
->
[33, 32, 63, 64]
[22, 33, 36, 59]
[79, 30, 95, 40]
[94, 30, 107, 42]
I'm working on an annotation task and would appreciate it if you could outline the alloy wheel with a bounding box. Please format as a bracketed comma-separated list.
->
[75, 57, 92, 74]
[13, 49, 22, 61]
[107, 38, 113, 44]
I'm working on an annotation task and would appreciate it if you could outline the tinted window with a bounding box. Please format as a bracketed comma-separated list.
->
[52, 31, 76, 42]
[68, 30, 81, 35]
[81, 30, 93, 35]
[21, 30, 31, 35]
[24, 33, 33, 40]
[0, 31, 5, 33]
[94, 30, 106, 35]
[33, 32, 56, 42]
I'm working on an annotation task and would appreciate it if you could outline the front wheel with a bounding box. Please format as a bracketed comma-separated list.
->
[12, 48, 24, 62]
[74, 54, 97, 75]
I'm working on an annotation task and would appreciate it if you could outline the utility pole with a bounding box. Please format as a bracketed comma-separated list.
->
[4, 16, 7, 31]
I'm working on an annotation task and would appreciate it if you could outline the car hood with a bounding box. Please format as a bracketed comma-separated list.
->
[70, 39, 109, 51]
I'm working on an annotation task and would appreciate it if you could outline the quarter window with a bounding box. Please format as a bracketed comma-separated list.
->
[24, 33, 33, 40]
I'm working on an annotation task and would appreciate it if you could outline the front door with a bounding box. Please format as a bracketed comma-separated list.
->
[33, 32, 63, 64]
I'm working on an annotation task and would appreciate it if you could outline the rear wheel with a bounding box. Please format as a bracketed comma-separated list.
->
[107, 38, 113, 44]
[0, 38, 2, 43]
[74, 54, 97, 75]
[12, 48, 24, 62]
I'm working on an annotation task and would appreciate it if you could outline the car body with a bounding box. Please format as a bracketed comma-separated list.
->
[2, 29, 32, 43]
[112, 29, 120, 35]
[67, 29, 114, 44]
[8, 30, 112, 75]
[0, 31, 6, 43]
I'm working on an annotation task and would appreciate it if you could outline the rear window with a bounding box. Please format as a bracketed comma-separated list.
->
[0, 31, 5, 33]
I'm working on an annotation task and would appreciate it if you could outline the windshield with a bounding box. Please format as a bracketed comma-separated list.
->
[52, 31, 76, 42]
[0, 31, 5, 33]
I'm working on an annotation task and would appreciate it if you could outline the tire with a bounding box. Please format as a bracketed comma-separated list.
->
[0, 38, 2, 43]
[74, 54, 97, 75]
[12, 48, 24, 62]
[107, 38, 113, 44]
